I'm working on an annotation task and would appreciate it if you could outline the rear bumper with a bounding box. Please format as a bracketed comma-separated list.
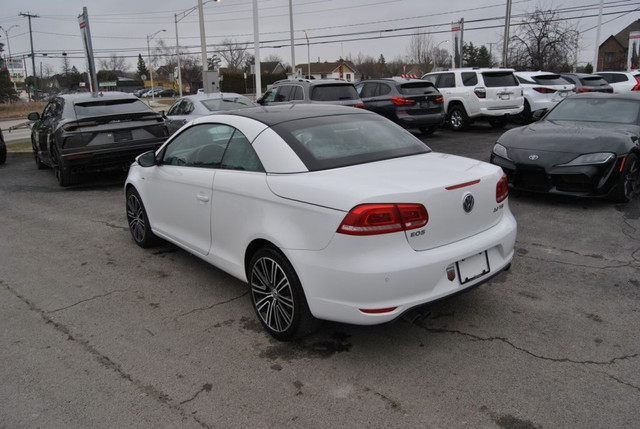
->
[59, 139, 165, 173]
[286, 209, 517, 325]
[471, 105, 524, 119]
[395, 111, 446, 129]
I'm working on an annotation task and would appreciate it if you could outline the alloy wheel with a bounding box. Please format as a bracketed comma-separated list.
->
[126, 193, 146, 243]
[250, 256, 295, 333]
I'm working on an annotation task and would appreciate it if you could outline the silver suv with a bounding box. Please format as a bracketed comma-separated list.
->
[257, 79, 364, 108]
[422, 68, 524, 131]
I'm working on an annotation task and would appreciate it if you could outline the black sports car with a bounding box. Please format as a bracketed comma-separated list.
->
[28, 92, 168, 186]
[490, 92, 640, 202]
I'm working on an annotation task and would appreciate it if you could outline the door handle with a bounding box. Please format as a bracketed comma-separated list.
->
[196, 193, 210, 202]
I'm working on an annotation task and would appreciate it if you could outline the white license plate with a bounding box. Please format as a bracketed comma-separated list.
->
[499, 94, 510, 100]
[456, 251, 490, 284]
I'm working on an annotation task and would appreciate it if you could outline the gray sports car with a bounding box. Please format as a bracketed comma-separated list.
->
[490, 92, 640, 202]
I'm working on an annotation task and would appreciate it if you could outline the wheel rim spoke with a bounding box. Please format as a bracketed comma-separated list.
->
[126, 195, 146, 242]
[250, 256, 295, 333]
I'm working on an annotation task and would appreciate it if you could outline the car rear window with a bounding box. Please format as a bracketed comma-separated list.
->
[272, 114, 430, 171]
[399, 82, 437, 95]
[201, 98, 254, 112]
[580, 76, 609, 87]
[546, 98, 640, 124]
[531, 74, 568, 85]
[310, 84, 360, 101]
[74, 98, 152, 118]
[482, 72, 518, 87]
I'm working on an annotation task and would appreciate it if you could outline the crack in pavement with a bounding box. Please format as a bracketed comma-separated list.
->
[179, 383, 213, 405]
[605, 373, 640, 393]
[176, 290, 249, 319]
[417, 324, 640, 366]
[3, 282, 214, 429]
[517, 240, 638, 268]
[47, 289, 128, 314]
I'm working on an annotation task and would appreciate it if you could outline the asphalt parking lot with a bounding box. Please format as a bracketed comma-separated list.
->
[1, 122, 639, 429]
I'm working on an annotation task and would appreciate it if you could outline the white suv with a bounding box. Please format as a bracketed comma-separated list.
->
[514, 71, 574, 123]
[422, 68, 523, 131]
[596, 71, 640, 93]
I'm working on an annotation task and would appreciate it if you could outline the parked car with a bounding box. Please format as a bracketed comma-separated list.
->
[596, 71, 640, 93]
[560, 73, 613, 93]
[257, 79, 364, 108]
[0, 128, 6, 165]
[355, 77, 445, 135]
[421, 68, 524, 131]
[155, 88, 176, 98]
[28, 92, 169, 186]
[514, 71, 574, 123]
[165, 92, 255, 135]
[142, 88, 167, 98]
[133, 88, 150, 98]
[490, 92, 640, 202]
[125, 104, 517, 340]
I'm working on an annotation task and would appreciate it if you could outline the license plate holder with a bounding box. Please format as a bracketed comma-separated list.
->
[499, 94, 510, 100]
[456, 251, 490, 284]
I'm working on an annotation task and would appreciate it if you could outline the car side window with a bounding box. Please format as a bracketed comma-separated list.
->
[221, 131, 264, 172]
[461, 72, 478, 86]
[437, 73, 456, 88]
[360, 83, 377, 98]
[183, 99, 194, 114]
[42, 100, 58, 120]
[261, 89, 277, 103]
[422, 75, 438, 86]
[161, 123, 235, 168]
[167, 100, 184, 116]
[276, 85, 293, 101]
[291, 86, 304, 101]
[378, 84, 392, 96]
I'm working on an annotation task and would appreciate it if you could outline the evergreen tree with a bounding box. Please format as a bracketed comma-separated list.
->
[0, 67, 18, 102]
[477, 45, 493, 67]
[136, 54, 150, 79]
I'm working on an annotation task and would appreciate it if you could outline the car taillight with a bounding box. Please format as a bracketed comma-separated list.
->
[354, 103, 366, 109]
[496, 174, 509, 203]
[435, 95, 444, 104]
[578, 87, 595, 93]
[391, 96, 416, 106]
[632, 77, 640, 91]
[337, 203, 428, 236]
[62, 120, 100, 131]
[474, 88, 486, 98]
[533, 87, 555, 94]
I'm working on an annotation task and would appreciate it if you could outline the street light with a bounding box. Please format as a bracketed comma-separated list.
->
[175, 0, 220, 97]
[303, 30, 310, 79]
[147, 29, 166, 101]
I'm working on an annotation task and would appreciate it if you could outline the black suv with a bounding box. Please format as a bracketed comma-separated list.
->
[355, 78, 445, 135]
[257, 79, 364, 108]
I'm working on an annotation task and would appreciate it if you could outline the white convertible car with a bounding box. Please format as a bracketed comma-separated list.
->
[125, 104, 517, 340]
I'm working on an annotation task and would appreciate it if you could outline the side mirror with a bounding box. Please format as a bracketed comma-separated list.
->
[137, 150, 157, 168]
[27, 112, 40, 121]
[531, 109, 547, 122]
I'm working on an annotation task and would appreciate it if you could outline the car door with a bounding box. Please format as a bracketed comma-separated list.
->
[143, 123, 235, 255]
[33, 98, 62, 163]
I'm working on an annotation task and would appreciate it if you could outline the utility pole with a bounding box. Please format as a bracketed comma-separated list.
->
[502, 0, 512, 67]
[19, 12, 39, 101]
[289, 0, 295, 76]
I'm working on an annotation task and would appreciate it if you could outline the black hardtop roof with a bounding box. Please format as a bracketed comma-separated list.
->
[224, 104, 372, 126]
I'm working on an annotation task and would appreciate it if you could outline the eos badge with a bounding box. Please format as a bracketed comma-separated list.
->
[529, 154, 539, 160]
[462, 193, 475, 213]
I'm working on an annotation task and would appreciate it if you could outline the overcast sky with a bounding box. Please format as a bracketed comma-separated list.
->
[1, 0, 639, 75]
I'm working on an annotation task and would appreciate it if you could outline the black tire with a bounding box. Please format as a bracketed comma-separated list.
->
[248, 247, 320, 340]
[611, 153, 639, 203]
[419, 126, 439, 136]
[448, 105, 469, 131]
[513, 101, 532, 125]
[126, 188, 160, 248]
[33, 150, 46, 170]
[50, 143, 74, 187]
[0, 142, 6, 165]
[489, 118, 508, 129]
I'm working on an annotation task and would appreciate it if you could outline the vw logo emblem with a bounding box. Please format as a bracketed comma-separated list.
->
[462, 193, 475, 213]
[529, 154, 539, 160]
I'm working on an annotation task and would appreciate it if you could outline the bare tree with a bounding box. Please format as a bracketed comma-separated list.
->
[432, 48, 451, 70]
[508, 7, 578, 72]
[98, 54, 128, 72]
[217, 38, 250, 72]
[406, 32, 435, 74]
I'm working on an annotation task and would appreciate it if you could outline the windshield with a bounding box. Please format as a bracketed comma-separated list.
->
[482, 72, 518, 87]
[200, 97, 254, 112]
[532, 74, 569, 86]
[546, 97, 640, 124]
[399, 82, 438, 95]
[74, 98, 152, 118]
[272, 114, 430, 171]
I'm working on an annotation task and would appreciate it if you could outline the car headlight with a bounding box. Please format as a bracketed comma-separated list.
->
[559, 152, 615, 166]
[492, 143, 511, 160]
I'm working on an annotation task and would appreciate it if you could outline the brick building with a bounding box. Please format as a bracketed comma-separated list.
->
[597, 19, 640, 71]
